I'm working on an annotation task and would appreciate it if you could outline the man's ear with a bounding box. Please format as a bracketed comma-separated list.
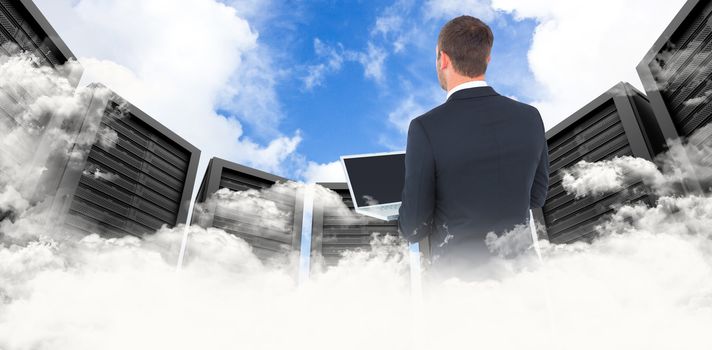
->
[486, 55, 491, 64]
[440, 51, 450, 70]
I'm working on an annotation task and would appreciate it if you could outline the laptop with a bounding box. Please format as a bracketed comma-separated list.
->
[341, 151, 405, 221]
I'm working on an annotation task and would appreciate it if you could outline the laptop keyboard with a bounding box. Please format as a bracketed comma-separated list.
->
[376, 203, 401, 212]
[364, 203, 401, 221]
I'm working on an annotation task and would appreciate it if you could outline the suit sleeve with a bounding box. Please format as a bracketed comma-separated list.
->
[530, 114, 549, 209]
[398, 118, 435, 243]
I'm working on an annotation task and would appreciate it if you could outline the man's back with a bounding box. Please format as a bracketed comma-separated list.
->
[398, 85, 548, 277]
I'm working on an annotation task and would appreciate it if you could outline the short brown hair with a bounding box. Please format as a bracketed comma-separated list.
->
[437, 16, 494, 77]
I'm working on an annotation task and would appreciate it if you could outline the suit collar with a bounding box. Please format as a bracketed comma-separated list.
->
[446, 86, 499, 102]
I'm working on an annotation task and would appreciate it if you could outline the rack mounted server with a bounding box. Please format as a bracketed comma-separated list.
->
[309, 182, 401, 267]
[0, 0, 77, 70]
[637, 0, 712, 191]
[192, 157, 304, 262]
[637, 0, 712, 143]
[0, 0, 82, 221]
[52, 86, 200, 238]
[533, 82, 666, 244]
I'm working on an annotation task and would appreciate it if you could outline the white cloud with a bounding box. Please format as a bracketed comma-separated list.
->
[302, 64, 329, 90]
[302, 39, 345, 90]
[380, 86, 445, 150]
[6, 181, 712, 348]
[302, 38, 388, 88]
[372, 15, 404, 37]
[0, 52, 110, 216]
[34, 0, 301, 179]
[490, 0, 688, 130]
[299, 160, 346, 184]
[355, 43, 388, 82]
[217, 44, 290, 140]
[561, 156, 664, 198]
[424, 0, 497, 22]
[370, 0, 425, 54]
[388, 95, 429, 135]
[314, 38, 344, 70]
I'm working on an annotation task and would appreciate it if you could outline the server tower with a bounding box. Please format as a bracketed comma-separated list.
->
[533, 82, 666, 244]
[0, 0, 77, 71]
[637, 0, 712, 143]
[309, 182, 431, 268]
[51, 86, 200, 238]
[309, 182, 400, 267]
[637, 0, 712, 191]
[1, 0, 82, 221]
[192, 157, 304, 262]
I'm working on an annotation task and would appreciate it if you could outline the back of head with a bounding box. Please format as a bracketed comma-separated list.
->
[438, 16, 494, 77]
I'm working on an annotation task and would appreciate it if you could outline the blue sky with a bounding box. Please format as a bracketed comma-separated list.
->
[235, 1, 538, 166]
[36, 0, 688, 184]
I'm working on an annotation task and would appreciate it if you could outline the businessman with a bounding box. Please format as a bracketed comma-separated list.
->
[398, 16, 549, 281]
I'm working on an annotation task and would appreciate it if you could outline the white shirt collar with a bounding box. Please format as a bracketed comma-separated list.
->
[446, 80, 488, 100]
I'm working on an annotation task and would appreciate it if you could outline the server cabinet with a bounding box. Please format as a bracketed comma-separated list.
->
[1, 0, 82, 216]
[637, 0, 712, 193]
[192, 157, 304, 262]
[533, 82, 665, 244]
[0, 0, 77, 69]
[310, 182, 421, 268]
[637, 0, 712, 144]
[52, 86, 200, 238]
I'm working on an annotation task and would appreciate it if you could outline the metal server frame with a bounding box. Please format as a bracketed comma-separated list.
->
[637, 0, 712, 193]
[52, 86, 200, 237]
[0, 0, 83, 221]
[637, 0, 712, 145]
[310, 182, 430, 268]
[532, 82, 665, 244]
[192, 157, 304, 262]
[0, 0, 77, 69]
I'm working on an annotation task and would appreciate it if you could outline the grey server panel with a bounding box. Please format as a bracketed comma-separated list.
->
[53, 87, 200, 238]
[0, 0, 76, 68]
[310, 182, 401, 267]
[0, 0, 81, 221]
[192, 158, 304, 262]
[637, 0, 712, 145]
[533, 83, 665, 244]
[1, 0, 80, 167]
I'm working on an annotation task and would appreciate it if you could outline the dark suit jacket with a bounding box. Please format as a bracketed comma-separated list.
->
[398, 86, 548, 275]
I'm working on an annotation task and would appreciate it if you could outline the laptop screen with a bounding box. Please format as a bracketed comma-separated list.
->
[343, 153, 405, 208]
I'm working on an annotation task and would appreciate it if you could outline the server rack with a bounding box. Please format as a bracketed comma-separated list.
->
[637, 0, 712, 144]
[0, 0, 82, 220]
[532, 82, 665, 244]
[52, 86, 200, 238]
[1, 0, 81, 160]
[637, 0, 712, 192]
[309, 182, 432, 268]
[0, 0, 77, 69]
[192, 157, 304, 262]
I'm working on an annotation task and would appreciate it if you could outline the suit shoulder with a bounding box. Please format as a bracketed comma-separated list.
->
[412, 103, 448, 125]
[497, 96, 544, 127]
[496, 95, 540, 114]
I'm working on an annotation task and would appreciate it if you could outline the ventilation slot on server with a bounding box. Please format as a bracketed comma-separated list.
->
[192, 158, 303, 263]
[0, 0, 77, 68]
[638, 0, 712, 146]
[55, 88, 200, 238]
[1, 0, 83, 213]
[535, 83, 664, 244]
[310, 183, 400, 267]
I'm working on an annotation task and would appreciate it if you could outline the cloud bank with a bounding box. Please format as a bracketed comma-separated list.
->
[35, 0, 302, 179]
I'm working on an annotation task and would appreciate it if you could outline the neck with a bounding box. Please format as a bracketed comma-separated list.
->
[446, 75, 486, 92]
